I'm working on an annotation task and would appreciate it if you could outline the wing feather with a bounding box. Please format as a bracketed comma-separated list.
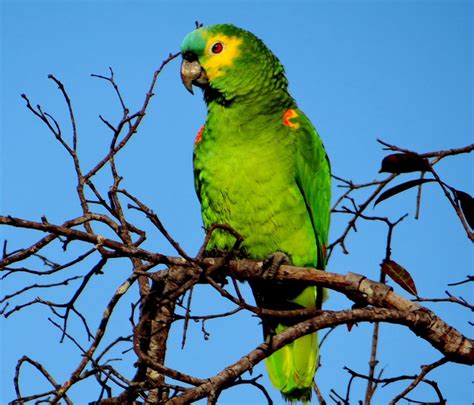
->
[294, 111, 331, 269]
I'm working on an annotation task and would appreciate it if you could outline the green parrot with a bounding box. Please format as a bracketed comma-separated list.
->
[180, 24, 331, 403]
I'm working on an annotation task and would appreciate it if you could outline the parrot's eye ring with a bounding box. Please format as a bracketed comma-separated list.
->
[211, 42, 224, 54]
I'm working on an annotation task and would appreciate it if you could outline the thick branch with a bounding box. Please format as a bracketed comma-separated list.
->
[225, 259, 473, 364]
[149, 258, 473, 366]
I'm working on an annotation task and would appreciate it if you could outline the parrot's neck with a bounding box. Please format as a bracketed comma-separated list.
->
[205, 85, 296, 116]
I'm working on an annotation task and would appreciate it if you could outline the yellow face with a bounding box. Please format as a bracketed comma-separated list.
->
[201, 33, 243, 80]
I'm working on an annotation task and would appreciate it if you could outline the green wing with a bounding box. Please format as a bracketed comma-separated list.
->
[265, 110, 331, 402]
[294, 110, 331, 270]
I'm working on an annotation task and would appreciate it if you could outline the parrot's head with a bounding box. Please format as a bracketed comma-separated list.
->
[180, 24, 288, 104]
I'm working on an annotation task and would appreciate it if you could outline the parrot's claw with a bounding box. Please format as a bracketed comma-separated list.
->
[261, 251, 290, 280]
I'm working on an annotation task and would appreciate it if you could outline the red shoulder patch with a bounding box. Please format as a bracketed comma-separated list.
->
[195, 125, 204, 145]
[282, 109, 300, 129]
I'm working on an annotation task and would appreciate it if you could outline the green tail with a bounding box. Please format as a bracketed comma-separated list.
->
[266, 325, 318, 403]
[265, 286, 319, 403]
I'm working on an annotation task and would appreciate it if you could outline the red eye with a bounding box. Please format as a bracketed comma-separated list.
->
[211, 42, 223, 54]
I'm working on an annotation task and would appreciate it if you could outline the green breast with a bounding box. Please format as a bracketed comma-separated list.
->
[194, 105, 317, 267]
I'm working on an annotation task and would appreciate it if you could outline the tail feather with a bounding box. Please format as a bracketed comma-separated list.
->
[250, 281, 321, 403]
[266, 324, 318, 403]
[265, 286, 320, 402]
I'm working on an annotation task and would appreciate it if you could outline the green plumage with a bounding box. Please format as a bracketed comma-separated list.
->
[181, 24, 331, 402]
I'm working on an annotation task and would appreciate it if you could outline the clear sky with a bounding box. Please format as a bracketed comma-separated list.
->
[1, 0, 472, 403]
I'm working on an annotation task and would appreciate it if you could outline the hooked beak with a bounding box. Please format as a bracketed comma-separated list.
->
[181, 54, 208, 95]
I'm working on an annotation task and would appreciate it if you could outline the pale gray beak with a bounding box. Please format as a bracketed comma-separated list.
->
[181, 57, 209, 95]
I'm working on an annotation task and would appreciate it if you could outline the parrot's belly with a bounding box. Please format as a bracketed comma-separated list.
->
[196, 147, 317, 267]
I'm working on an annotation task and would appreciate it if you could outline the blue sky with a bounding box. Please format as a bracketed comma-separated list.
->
[1, 0, 472, 403]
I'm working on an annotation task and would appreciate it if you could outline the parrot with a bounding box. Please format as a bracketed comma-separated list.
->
[180, 24, 331, 403]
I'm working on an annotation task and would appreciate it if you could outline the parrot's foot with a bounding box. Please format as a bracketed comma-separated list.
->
[261, 251, 290, 280]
